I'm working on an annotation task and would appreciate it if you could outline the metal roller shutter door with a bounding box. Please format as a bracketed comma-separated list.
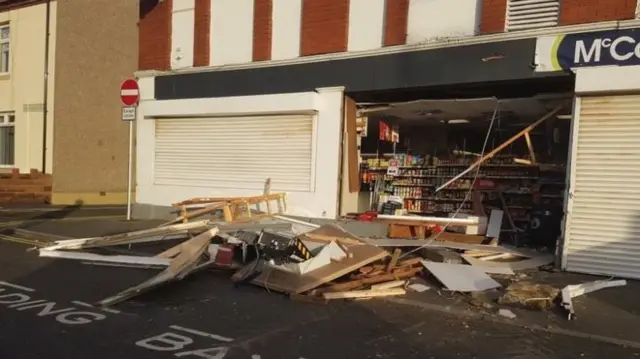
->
[565, 95, 640, 279]
[154, 115, 314, 192]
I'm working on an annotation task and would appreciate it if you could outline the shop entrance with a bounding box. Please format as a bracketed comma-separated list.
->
[351, 95, 574, 249]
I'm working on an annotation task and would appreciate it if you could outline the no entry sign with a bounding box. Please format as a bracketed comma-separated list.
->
[120, 79, 140, 106]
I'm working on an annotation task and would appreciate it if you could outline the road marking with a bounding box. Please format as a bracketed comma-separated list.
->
[0, 281, 110, 325]
[0, 281, 35, 292]
[170, 325, 234, 342]
[72, 300, 121, 314]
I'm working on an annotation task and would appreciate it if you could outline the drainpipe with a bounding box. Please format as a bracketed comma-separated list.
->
[41, 0, 51, 173]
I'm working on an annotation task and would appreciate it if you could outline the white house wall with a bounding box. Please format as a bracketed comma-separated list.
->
[135, 84, 344, 219]
[271, 0, 302, 60]
[210, 0, 254, 66]
[347, 0, 385, 52]
[407, 0, 481, 44]
[170, 0, 195, 69]
[0, 2, 56, 174]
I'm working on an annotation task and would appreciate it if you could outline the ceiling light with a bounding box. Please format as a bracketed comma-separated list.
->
[448, 119, 470, 124]
[557, 115, 572, 120]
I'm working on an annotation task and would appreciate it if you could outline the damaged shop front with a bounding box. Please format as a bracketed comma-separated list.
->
[131, 32, 640, 281]
[536, 28, 640, 280]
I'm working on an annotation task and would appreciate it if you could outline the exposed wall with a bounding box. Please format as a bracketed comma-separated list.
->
[51, 0, 138, 205]
[479, 0, 639, 34]
[139, 0, 171, 71]
[134, 82, 345, 219]
[407, 0, 481, 44]
[0, 2, 56, 174]
[559, 0, 638, 25]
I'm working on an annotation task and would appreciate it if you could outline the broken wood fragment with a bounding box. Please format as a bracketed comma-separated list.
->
[323, 288, 406, 300]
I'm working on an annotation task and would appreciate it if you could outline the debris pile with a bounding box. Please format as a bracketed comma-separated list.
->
[4, 192, 625, 320]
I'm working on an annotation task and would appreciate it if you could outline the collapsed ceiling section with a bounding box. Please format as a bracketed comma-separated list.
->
[358, 95, 572, 124]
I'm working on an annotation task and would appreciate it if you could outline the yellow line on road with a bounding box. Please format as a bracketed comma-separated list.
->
[0, 214, 126, 228]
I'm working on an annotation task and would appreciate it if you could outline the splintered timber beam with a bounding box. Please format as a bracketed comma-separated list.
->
[435, 104, 564, 192]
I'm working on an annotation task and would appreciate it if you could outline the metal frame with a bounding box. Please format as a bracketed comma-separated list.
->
[560, 95, 581, 270]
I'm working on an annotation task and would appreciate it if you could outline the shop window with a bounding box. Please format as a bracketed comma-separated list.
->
[506, 0, 560, 32]
[0, 25, 9, 74]
[0, 112, 15, 166]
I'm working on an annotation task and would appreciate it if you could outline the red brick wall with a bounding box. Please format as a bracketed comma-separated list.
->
[0, 169, 52, 205]
[138, 0, 172, 71]
[300, 0, 349, 56]
[253, 0, 273, 61]
[384, 0, 409, 46]
[194, 0, 211, 67]
[560, 0, 637, 25]
[479, 0, 507, 34]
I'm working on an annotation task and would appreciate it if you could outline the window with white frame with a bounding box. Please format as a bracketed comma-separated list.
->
[0, 25, 9, 73]
[0, 112, 15, 166]
[506, 0, 560, 32]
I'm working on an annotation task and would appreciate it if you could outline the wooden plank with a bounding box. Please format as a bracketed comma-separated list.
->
[345, 95, 360, 193]
[371, 280, 406, 290]
[524, 132, 536, 163]
[320, 267, 422, 293]
[323, 288, 406, 300]
[39, 251, 171, 267]
[41, 221, 210, 251]
[387, 249, 401, 272]
[98, 228, 218, 307]
[435, 104, 564, 192]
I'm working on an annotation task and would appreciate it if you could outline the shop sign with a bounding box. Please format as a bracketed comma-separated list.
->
[535, 28, 640, 72]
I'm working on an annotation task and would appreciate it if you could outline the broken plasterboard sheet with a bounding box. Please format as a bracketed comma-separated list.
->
[97, 228, 218, 307]
[275, 241, 347, 275]
[237, 244, 388, 294]
[41, 221, 210, 251]
[38, 250, 171, 267]
[461, 253, 554, 271]
[421, 261, 501, 292]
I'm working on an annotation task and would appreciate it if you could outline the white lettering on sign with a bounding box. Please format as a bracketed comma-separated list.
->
[574, 36, 640, 64]
[0, 281, 109, 325]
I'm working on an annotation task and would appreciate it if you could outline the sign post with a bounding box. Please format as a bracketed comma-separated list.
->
[120, 79, 140, 221]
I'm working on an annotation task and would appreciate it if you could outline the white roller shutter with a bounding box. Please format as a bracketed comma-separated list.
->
[564, 95, 640, 279]
[506, 0, 560, 31]
[154, 115, 315, 192]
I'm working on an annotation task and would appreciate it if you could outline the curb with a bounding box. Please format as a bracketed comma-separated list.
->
[384, 297, 640, 350]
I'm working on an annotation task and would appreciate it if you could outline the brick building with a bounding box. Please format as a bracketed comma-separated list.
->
[134, 1, 640, 279]
[0, 0, 137, 205]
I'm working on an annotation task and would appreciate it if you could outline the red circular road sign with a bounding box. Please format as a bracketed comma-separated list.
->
[120, 79, 140, 106]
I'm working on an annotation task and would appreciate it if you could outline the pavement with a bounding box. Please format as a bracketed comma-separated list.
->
[0, 213, 639, 358]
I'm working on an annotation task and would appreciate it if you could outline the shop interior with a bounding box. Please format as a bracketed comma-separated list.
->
[353, 96, 573, 248]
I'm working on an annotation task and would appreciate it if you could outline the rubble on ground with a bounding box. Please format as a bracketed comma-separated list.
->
[0, 190, 625, 321]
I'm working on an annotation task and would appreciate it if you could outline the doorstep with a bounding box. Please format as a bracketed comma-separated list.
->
[385, 270, 640, 347]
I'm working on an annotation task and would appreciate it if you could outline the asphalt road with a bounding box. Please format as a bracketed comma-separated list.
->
[0, 217, 639, 359]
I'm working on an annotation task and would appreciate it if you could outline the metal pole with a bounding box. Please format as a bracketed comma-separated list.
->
[126, 120, 134, 220]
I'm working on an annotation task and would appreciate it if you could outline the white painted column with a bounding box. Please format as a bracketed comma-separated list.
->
[347, 0, 385, 51]
[171, 0, 195, 69]
[136, 77, 156, 192]
[210, 0, 255, 65]
[314, 86, 345, 218]
[271, 0, 302, 60]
